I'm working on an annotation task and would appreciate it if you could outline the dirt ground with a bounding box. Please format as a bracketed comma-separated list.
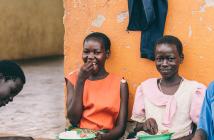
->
[0, 56, 65, 139]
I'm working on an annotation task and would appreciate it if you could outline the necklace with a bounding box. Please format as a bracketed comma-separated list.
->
[158, 78, 183, 94]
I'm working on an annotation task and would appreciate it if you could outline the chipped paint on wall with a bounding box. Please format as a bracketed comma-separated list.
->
[199, 56, 204, 59]
[188, 26, 192, 37]
[91, 15, 106, 27]
[205, 0, 214, 7]
[207, 26, 213, 31]
[117, 11, 128, 23]
[72, 0, 82, 8]
[200, 5, 206, 12]
[199, 0, 214, 12]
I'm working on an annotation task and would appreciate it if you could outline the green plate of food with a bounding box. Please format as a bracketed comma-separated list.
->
[136, 130, 174, 140]
[58, 131, 96, 140]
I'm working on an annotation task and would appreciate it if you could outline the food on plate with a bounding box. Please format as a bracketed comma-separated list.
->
[137, 130, 170, 136]
[59, 131, 88, 139]
[58, 130, 97, 140]
[59, 131, 79, 139]
[80, 133, 88, 138]
[136, 130, 174, 140]
[160, 130, 169, 134]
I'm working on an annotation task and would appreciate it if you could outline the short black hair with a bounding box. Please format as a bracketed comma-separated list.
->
[0, 60, 26, 84]
[83, 32, 111, 52]
[155, 35, 184, 57]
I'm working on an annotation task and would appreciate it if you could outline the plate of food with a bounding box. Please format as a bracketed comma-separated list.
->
[136, 130, 174, 140]
[58, 131, 96, 140]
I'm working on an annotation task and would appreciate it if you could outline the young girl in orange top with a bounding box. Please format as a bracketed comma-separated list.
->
[65, 32, 129, 140]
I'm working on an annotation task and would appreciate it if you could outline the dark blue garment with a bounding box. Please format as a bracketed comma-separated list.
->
[198, 81, 214, 140]
[127, 0, 168, 60]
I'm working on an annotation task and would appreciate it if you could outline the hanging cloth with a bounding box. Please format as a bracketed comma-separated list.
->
[127, 0, 168, 60]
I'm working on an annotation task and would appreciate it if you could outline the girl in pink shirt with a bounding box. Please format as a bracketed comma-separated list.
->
[131, 35, 206, 140]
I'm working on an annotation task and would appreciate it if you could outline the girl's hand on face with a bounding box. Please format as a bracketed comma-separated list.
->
[142, 118, 158, 135]
[78, 62, 94, 81]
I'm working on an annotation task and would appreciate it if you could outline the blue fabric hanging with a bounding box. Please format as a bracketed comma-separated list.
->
[127, 0, 168, 60]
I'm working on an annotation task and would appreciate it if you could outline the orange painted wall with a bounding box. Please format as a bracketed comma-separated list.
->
[64, 0, 214, 116]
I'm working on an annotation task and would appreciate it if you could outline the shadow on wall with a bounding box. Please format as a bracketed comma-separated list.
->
[0, 0, 64, 60]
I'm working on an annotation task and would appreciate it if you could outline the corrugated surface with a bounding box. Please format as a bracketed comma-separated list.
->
[0, 0, 64, 60]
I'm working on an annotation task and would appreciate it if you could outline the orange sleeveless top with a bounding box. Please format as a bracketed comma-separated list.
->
[66, 71, 121, 130]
